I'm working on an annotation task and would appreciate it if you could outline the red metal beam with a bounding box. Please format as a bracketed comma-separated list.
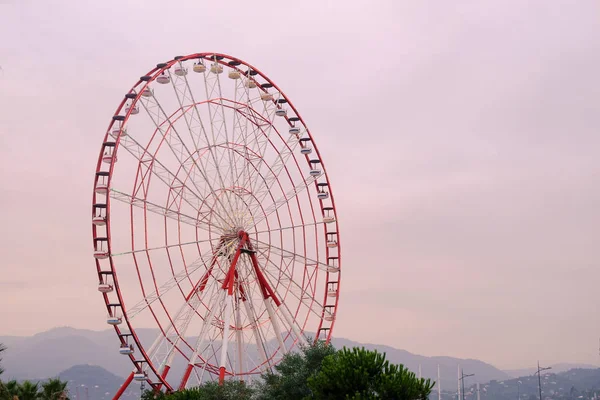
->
[112, 371, 134, 400]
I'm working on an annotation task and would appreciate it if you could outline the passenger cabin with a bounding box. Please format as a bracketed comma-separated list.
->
[300, 147, 312, 155]
[193, 63, 206, 73]
[174, 67, 187, 76]
[102, 151, 116, 164]
[327, 282, 338, 297]
[94, 250, 109, 259]
[245, 80, 257, 88]
[119, 344, 134, 355]
[112, 125, 127, 137]
[92, 215, 106, 226]
[95, 182, 108, 195]
[260, 92, 273, 101]
[210, 63, 223, 74]
[289, 127, 301, 135]
[141, 88, 152, 97]
[326, 238, 338, 248]
[106, 315, 122, 325]
[323, 305, 336, 322]
[133, 372, 147, 381]
[228, 70, 241, 79]
[275, 108, 287, 117]
[156, 73, 170, 84]
[125, 104, 139, 115]
[98, 283, 113, 293]
[309, 159, 322, 176]
[326, 256, 340, 273]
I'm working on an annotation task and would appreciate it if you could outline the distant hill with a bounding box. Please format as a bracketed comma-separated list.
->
[59, 365, 138, 400]
[504, 363, 599, 378]
[0, 326, 506, 391]
[463, 367, 600, 400]
[331, 337, 509, 390]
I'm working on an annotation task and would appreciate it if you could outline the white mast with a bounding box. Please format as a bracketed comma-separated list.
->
[477, 382, 481, 400]
[458, 365, 461, 400]
[438, 364, 442, 400]
[419, 364, 422, 379]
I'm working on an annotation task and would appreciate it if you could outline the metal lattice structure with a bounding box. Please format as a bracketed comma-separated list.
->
[91, 53, 341, 397]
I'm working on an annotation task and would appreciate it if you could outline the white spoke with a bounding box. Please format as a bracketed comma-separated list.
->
[254, 238, 330, 271]
[126, 251, 219, 319]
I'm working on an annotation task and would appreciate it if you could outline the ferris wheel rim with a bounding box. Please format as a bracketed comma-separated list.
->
[92, 52, 342, 391]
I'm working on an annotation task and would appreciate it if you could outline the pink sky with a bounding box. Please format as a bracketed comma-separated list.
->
[0, 0, 599, 369]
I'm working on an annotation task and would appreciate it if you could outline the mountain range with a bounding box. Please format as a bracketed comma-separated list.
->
[0, 327, 595, 395]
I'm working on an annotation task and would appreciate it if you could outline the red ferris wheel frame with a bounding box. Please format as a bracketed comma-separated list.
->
[91, 53, 341, 397]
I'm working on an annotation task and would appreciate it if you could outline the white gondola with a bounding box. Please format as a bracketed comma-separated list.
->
[125, 105, 139, 115]
[275, 108, 287, 117]
[94, 250, 109, 259]
[323, 216, 336, 224]
[324, 311, 335, 322]
[300, 147, 312, 155]
[98, 283, 113, 293]
[119, 344, 134, 355]
[92, 216, 106, 226]
[317, 192, 329, 200]
[193, 63, 206, 73]
[141, 88, 152, 97]
[245, 80, 257, 88]
[210, 63, 223, 74]
[327, 288, 338, 297]
[111, 126, 127, 137]
[107, 316, 122, 325]
[327, 266, 340, 273]
[133, 372, 147, 381]
[309, 169, 321, 177]
[102, 153, 116, 164]
[260, 92, 273, 101]
[228, 70, 241, 79]
[174, 67, 187, 76]
[157, 74, 170, 84]
[327, 240, 338, 248]
[289, 127, 301, 135]
[95, 183, 108, 194]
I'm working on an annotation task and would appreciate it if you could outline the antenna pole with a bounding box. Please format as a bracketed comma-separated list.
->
[456, 364, 462, 400]
[438, 364, 442, 400]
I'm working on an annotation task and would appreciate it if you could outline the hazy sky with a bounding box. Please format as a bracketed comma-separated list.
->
[1, 0, 599, 370]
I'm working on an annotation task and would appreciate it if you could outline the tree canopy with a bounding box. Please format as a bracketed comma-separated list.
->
[0, 345, 69, 400]
[307, 346, 434, 400]
[141, 341, 433, 400]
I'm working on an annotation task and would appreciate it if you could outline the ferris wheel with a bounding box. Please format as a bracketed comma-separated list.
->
[91, 53, 341, 396]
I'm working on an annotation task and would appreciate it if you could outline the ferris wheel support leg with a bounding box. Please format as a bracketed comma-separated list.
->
[112, 371, 134, 400]
[242, 293, 269, 369]
[218, 299, 233, 384]
[217, 236, 246, 385]
[235, 298, 244, 379]
[178, 290, 225, 391]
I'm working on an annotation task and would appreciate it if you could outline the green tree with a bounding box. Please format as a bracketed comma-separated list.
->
[256, 340, 336, 400]
[142, 381, 252, 400]
[39, 379, 68, 400]
[307, 347, 434, 400]
[4, 380, 20, 400]
[0, 343, 6, 376]
[16, 381, 40, 400]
